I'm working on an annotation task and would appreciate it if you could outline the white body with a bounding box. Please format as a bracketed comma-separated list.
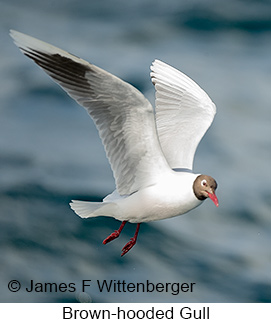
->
[72, 172, 202, 223]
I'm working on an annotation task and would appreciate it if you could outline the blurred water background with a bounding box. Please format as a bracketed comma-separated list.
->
[1, 0, 271, 302]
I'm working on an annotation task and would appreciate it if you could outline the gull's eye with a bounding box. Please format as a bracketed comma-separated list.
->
[201, 179, 207, 187]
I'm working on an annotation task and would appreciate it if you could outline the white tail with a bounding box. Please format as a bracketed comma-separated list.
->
[70, 200, 117, 219]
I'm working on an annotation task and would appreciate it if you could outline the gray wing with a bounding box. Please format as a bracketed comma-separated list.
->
[151, 60, 216, 171]
[10, 30, 171, 195]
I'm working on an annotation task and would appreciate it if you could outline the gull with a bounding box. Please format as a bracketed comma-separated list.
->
[10, 30, 219, 256]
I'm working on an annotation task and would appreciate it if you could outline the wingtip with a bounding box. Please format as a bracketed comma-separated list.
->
[9, 29, 19, 43]
[9, 29, 25, 42]
[151, 59, 163, 69]
[9, 29, 34, 50]
[9, 29, 16, 36]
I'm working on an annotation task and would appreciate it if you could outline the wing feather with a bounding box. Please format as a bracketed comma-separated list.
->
[151, 60, 216, 170]
[10, 30, 170, 195]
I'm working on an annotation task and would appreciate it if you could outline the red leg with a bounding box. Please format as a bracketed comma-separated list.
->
[121, 223, 141, 257]
[103, 221, 127, 245]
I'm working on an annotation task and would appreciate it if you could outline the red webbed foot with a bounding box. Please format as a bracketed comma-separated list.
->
[103, 230, 120, 244]
[103, 221, 127, 245]
[121, 223, 140, 257]
[121, 237, 137, 256]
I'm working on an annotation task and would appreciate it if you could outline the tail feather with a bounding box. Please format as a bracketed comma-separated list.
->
[69, 200, 115, 219]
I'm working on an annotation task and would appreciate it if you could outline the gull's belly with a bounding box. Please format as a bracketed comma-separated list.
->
[115, 177, 202, 223]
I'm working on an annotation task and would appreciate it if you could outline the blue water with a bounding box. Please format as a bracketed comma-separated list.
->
[1, 0, 271, 303]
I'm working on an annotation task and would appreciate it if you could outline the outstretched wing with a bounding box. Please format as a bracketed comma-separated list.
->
[151, 60, 216, 171]
[10, 30, 171, 195]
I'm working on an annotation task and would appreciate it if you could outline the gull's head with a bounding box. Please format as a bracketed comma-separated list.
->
[193, 175, 219, 207]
